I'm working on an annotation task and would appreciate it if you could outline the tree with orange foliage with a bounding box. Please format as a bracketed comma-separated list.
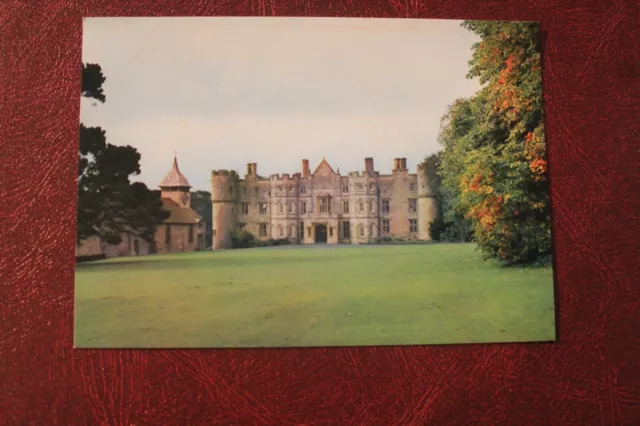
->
[437, 21, 551, 264]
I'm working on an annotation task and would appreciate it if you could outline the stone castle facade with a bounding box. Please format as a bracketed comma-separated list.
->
[211, 157, 438, 249]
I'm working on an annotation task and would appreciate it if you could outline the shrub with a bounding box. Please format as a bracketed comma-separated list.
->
[230, 230, 257, 249]
[429, 217, 447, 241]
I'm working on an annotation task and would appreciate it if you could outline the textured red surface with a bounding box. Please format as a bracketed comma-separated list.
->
[1, 0, 640, 424]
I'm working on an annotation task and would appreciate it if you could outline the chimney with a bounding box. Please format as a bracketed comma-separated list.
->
[393, 158, 400, 171]
[252, 163, 257, 176]
[401, 158, 407, 170]
[246, 163, 253, 175]
[365, 157, 374, 174]
[302, 159, 310, 177]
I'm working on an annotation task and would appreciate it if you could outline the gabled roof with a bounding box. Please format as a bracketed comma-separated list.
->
[159, 156, 191, 189]
[313, 157, 336, 177]
[161, 198, 202, 224]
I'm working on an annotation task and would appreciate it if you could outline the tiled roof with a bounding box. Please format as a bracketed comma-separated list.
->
[161, 198, 202, 224]
[159, 157, 191, 188]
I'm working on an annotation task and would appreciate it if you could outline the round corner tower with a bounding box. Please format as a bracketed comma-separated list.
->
[211, 170, 238, 249]
[417, 163, 438, 240]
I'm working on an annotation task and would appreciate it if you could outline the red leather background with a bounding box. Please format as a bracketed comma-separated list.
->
[2, 0, 639, 424]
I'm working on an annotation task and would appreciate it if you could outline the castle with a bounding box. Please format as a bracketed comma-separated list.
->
[211, 157, 437, 249]
[76, 157, 206, 259]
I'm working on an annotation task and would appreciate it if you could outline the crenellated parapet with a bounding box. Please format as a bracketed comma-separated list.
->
[269, 173, 299, 182]
[211, 170, 239, 178]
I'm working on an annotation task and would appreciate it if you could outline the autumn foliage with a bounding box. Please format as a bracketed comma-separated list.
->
[437, 21, 551, 264]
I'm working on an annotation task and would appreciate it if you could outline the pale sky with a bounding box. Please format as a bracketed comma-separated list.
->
[80, 17, 482, 191]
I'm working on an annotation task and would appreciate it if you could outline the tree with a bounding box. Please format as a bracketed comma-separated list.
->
[423, 151, 473, 242]
[437, 21, 551, 264]
[81, 63, 106, 103]
[190, 191, 212, 248]
[77, 63, 169, 246]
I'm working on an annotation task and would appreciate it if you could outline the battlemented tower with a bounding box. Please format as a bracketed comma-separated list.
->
[417, 163, 438, 240]
[211, 170, 238, 249]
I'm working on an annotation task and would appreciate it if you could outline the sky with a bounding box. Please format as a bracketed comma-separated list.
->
[80, 17, 482, 191]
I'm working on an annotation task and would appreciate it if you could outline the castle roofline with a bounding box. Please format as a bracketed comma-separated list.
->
[159, 156, 191, 189]
[312, 157, 337, 176]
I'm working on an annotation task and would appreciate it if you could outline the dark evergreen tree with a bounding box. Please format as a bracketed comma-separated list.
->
[77, 63, 169, 246]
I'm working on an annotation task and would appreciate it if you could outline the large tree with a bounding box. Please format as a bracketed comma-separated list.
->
[422, 151, 473, 243]
[77, 63, 169, 246]
[438, 21, 551, 264]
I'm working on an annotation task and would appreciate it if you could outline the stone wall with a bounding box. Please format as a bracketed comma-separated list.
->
[154, 223, 204, 254]
[76, 233, 151, 259]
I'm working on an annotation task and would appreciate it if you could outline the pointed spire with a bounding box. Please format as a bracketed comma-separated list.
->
[159, 154, 191, 189]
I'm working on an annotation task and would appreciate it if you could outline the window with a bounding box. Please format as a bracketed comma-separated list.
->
[277, 186, 284, 193]
[300, 186, 306, 194]
[329, 227, 333, 237]
[288, 201, 295, 214]
[342, 185, 349, 193]
[409, 198, 417, 213]
[259, 223, 267, 237]
[370, 224, 375, 237]
[343, 201, 349, 214]
[358, 224, 365, 238]
[382, 199, 390, 213]
[278, 225, 284, 237]
[410, 183, 416, 192]
[259, 203, 268, 215]
[165, 224, 171, 243]
[241, 203, 249, 214]
[300, 201, 307, 214]
[382, 219, 390, 234]
[255, 187, 259, 195]
[278, 202, 284, 214]
[299, 221, 304, 238]
[369, 183, 375, 191]
[369, 201, 374, 213]
[188, 225, 194, 243]
[237, 223, 246, 231]
[320, 198, 329, 213]
[289, 224, 295, 237]
[342, 221, 350, 239]
[358, 200, 364, 213]
[356, 183, 364, 191]
[409, 219, 418, 233]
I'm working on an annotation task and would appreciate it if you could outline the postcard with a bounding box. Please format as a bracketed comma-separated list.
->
[75, 17, 555, 348]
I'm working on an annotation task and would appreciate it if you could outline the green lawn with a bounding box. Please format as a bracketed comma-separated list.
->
[74, 243, 556, 348]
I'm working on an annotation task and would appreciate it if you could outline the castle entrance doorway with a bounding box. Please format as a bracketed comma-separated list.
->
[314, 224, 328, 244]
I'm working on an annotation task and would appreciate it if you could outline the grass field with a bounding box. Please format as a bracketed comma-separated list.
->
[74, 243, 556, 348]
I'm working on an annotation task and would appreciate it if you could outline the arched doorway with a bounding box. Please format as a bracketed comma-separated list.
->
[315, 224, 328, 243]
